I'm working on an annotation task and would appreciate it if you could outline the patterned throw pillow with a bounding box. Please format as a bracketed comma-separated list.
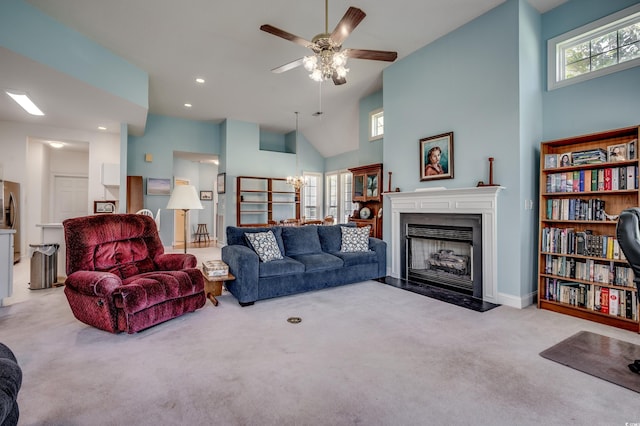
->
[340, 226, 371, 252]
[245, 231, 284, 262]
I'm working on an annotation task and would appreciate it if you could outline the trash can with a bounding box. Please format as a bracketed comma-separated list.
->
[29, 243, 59, 290]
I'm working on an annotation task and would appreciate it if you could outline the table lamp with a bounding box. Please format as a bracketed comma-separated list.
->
[166, 185, 203, 253]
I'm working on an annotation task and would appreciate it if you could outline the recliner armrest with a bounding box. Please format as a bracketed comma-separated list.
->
[65, 271, 122, 297]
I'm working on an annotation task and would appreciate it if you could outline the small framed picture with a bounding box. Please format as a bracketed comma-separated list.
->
[628, 139, 637, 160]
[559, 153, 572, 167]
[217, 173, 226, 194]
[607, 143, 627, 162]
[94, 200, 116, 214]
[544, 154, 558, 169]
[420, 132, 454, 181]
[200, 190, 213, 200]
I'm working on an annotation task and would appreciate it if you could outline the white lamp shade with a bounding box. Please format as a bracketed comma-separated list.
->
[166, 185, 203, 210]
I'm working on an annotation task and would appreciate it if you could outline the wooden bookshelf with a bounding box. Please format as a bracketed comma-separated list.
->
[538, 125, 640, 333]
[236, 176, 300, 227]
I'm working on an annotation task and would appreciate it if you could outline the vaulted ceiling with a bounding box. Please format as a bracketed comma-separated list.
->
[1, 0, 566, 157]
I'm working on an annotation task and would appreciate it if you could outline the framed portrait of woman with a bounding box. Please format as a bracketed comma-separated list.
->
[420, 132, 454, 181]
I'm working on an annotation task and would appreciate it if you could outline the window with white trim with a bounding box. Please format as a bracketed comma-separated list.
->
[302, 172, 322, 220]
[325, 170, 356, 223]
[369, 108, 384, 141]
[548, 3, 640, 91]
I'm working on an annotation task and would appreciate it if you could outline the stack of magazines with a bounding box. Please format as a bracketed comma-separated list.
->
[571, 148, 607, 165]
[202, 260, 229, 277]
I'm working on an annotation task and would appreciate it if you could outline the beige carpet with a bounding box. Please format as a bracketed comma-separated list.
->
[540, 330, 640, 393]
[2, 270, 640, 424]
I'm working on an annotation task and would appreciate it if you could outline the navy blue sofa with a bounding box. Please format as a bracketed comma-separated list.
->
[222, 223, 386, 306]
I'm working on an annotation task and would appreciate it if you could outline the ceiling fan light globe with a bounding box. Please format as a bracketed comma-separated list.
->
[335, 66, 349, 78]
[332, 52, 347, 67]
[310, 69, 323, 81]
[303, 56, 317, 71]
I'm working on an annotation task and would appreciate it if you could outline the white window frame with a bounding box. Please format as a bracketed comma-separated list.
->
[325, 169, 357, 224]
[302, 172, 322, 220]
[369, 108, 384, 141]
[548, 3, 640, 91]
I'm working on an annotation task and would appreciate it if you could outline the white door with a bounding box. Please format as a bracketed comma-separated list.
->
[53, 176, 88, 222]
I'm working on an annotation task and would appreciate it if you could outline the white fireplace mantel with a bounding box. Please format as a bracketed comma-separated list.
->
[386, 186, 504, 304]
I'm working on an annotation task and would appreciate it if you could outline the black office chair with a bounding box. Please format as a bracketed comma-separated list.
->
[615, 207, 640, 374]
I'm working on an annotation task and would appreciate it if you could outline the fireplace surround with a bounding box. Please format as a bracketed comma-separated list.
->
[386, 187, 503, 304]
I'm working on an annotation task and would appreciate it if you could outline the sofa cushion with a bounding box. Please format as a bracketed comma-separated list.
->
[258, 257, 305, 278]
[341, 226, 371, 252]
[245, 230, 283, 262]
[290, 252, 344, 272]
[281, 226, 322, 256]
[227, 226, 285, 254]
[318, 222, 356, 252]
[331, 251, 378, 267]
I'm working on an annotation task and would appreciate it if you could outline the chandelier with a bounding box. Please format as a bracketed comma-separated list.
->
[302, 48, 349, 82]
[287, 112, 307, 190]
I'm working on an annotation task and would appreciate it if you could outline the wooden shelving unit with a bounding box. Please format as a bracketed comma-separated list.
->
[236, 176, 300, 227]
[348, 163, 383, 239]
[537, 125, 640, 332]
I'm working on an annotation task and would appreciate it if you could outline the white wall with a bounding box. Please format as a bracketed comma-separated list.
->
[0, 121, 119, 260]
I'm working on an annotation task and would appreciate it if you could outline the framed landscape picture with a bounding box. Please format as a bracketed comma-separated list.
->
[420, 132, 454, 181]
[147, 178, 171, 195]
[200, 190, 213, 200]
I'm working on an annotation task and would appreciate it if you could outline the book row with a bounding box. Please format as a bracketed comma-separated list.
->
[541, 227, 625, 260]
[543, 254, 634, 287]
[543, 278, 637, 320]
[545, 198, 607, 221]
[545, 165, 637, 193]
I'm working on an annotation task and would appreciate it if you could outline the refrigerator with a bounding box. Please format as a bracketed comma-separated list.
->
[0, 180, 20, 264]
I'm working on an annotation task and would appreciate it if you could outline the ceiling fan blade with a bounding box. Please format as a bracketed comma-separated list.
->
[332, 71, 347, 85]
[271, 58, 304, 74]
[330, 7, 366, 46]
[260, 24, 313, 48]
[345, 49, 398, 62]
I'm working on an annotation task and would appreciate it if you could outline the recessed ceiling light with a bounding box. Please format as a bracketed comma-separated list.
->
[98, 126, 107, 130]
[195, 78, 205, 84]
[184, 103, 192, 108]
[49, 142, 64, 149]
[6, 91, 44, 116]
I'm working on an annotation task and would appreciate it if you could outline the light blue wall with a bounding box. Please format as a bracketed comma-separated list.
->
[384, 0, 524, 301]
[324, 90, 384, 173]
[0, 0, 148, 108]
[541, 0, 640, 141]
[518, 0, 544, 300]
[128, 114, 220, 243]
[260, 130, 289, 153]
[359, 91, 385, 166]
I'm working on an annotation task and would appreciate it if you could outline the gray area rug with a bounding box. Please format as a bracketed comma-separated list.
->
[540, 330, 640, 394]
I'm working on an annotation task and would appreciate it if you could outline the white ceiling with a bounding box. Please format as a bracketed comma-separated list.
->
[2, 0, 567, 158]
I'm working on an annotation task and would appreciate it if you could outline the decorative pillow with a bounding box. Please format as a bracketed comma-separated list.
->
[245, 231, 284, 262]
[340, 226, 371, 253]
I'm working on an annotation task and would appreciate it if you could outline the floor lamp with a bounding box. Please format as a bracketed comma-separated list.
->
[166, 185, 203, 254]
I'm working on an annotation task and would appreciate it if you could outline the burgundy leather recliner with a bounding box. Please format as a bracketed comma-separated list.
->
[63, 214, 205, 334]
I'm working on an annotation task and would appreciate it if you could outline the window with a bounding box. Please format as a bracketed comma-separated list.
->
[548, 4, 640, 90]
[326, 170, 357, 223]
[302, 173, 322, 220]
[369, 108, 384, 141]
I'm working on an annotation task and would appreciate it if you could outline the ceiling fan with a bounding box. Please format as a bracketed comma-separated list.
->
[260, 0, 398, 85]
